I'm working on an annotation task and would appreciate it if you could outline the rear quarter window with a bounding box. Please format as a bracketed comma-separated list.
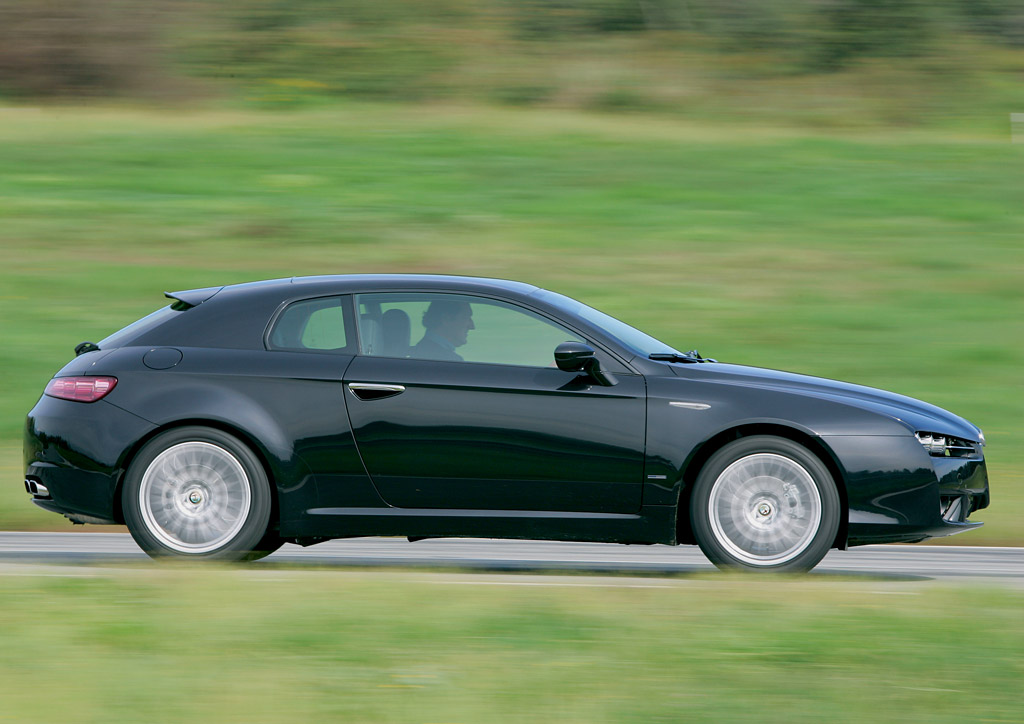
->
[268, 296, 353, 353]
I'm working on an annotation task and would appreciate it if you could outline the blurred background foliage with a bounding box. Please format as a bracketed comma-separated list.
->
[0, 1, 1021, 539]
[1, 8, 1021, 722]
[1, 0, 1023, 128]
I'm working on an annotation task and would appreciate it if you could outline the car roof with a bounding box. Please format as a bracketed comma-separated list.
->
[221, 274, 537, 299]
[167, 274, 541, 309]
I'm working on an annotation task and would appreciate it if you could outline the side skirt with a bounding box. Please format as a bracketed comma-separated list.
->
[282, 504, 678, 546]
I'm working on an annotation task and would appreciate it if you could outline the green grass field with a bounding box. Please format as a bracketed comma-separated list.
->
[1, 105, 1021, 540]
[0, 567, 1021, 723]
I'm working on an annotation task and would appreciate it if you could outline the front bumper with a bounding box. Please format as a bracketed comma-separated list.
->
[934, 454, 989, 517]
[823, 434, 989, 547]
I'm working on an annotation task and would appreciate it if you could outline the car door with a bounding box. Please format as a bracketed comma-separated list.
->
[261, 294, 376, 507]
[343, 292, 646, 514]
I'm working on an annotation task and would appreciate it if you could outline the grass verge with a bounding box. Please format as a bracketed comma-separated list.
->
[0, 567, 1021, 723]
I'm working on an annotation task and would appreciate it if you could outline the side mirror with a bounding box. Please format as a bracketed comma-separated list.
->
[554, 342, 617, 386]
[554, 341, 594, 372]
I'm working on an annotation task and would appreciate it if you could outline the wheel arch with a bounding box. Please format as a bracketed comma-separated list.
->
[111, 418, 283, 531]
[675, 423, 849, 549]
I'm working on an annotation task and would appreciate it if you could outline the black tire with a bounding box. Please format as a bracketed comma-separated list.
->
[689, 436, 840, 572]
[122, 426, 274, 561]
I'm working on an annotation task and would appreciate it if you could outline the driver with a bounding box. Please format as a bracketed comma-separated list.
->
[412, 299, 474, 361]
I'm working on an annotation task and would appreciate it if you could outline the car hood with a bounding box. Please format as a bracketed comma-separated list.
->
[672, 362, 982, 442]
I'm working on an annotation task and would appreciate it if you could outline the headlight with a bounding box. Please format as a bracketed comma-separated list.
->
[915, 431, 976, 458]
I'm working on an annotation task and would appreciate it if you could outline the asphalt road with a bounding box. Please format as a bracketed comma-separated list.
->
[0, 531, 1022, 585]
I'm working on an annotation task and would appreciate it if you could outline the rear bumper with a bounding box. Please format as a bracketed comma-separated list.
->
[25, 463, 123, 524]
[24, 396, 155, 525]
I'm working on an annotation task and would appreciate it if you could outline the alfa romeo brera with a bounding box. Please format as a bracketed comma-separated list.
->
[24, 275, 989, 571]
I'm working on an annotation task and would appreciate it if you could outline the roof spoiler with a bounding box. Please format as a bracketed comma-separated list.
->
[164, 286, 224, 310]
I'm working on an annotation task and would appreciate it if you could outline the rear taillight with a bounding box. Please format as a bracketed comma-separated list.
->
[44, 376, 118, 403]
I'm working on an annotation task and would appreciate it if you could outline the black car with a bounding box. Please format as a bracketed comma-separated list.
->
[24, 275, 989, 571]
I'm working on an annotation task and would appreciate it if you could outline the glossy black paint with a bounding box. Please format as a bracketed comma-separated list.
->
[24, 274, 989, 549]
[344, 355, 645, 513]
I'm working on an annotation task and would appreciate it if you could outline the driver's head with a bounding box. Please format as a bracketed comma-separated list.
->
[422, 300, 474, 348]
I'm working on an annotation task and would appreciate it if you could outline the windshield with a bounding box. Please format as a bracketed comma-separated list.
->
[532, 290, 681, 358]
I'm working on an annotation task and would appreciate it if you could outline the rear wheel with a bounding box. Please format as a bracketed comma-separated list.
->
[122, 427, 275, 561]
[690, 436, 840, 572]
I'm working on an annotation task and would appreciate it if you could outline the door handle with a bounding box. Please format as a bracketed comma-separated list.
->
[347, 382, 406, 401]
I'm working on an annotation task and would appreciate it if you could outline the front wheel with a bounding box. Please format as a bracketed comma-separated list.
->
[690, 436, 840, 572]
[122, 427, 275, 561]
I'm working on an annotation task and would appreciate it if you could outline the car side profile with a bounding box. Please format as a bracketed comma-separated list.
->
[24, 275, 990, 571]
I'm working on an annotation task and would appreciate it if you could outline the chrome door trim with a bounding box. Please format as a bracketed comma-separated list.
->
[348, 383, 406, 393]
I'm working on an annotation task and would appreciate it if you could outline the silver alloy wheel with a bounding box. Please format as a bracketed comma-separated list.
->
[138, 441, 252, 554]
[707, 452, 822, 566]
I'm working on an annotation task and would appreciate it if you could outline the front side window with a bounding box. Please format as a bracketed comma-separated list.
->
[355, 293, 583, 367]
[268, 296, 352, 353]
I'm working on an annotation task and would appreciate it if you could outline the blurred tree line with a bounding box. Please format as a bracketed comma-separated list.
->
[1, 0, 1022, 117]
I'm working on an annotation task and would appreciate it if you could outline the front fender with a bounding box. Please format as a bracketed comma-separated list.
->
[642, 375, 915, 505]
